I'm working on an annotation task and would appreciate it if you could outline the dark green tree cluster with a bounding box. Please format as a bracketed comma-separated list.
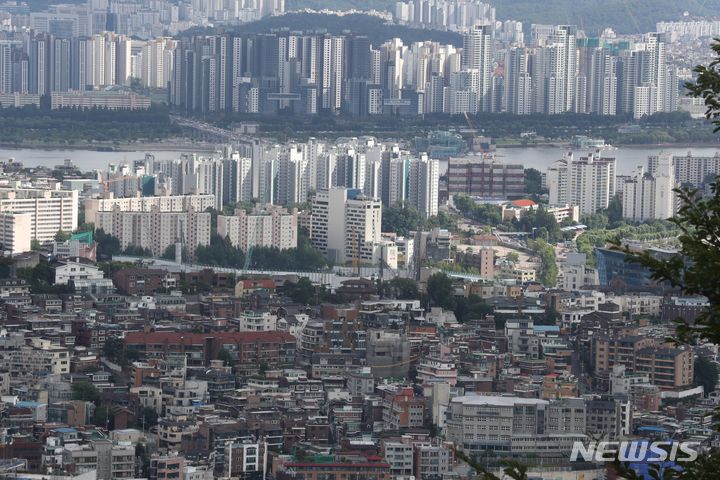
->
[122, 245, 153, 257]
[280, 277, 345, 305]
[378, 277, 420, 299]
[196, 228, 328, 271]
[523, 168, 546, 196]
[426, 272, 456, 310]
[17, 260, 72, 294]
[102, 336, 140, 367]
[582, 194, 624, 230]
[382, 202, 425, 236]
[513, 206, 563, 243]
[0, 104, 181, 146]
[95, 229, 122, 259]
[454, 195, 502, 225]
[694, 356, 719, 395]
[454, 294, 493, 323]
[527, 239, 557, 287]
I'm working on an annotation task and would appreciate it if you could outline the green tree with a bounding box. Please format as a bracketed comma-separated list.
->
[426, 272, 456, 310]
[31, 239, 41, 250]
[103, 336, 125, 361]
[454, 295, 493, 323]
[582, 212, 609, 230]
[454, 195, 502, 225]
[95, 229, 121, 258]
[524, 168, 545, 195]
[217, 348, 234, 367]
[527, 239, 557, 287]
[385, 277, 420, 299]
[453, 447, 528, 480]
[54, 230, 70, 242]
[138, 407, 159, 429]
[606, 194, 624, 226]
[72, 381, 99, 402]
[282, 277, 317, 304]
[382, 202, 424, 236]
[694, 356, 719, 395]
[92, 405, 112, 429]
[161, 244, 177, 260]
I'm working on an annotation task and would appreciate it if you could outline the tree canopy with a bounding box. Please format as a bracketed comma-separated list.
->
[426, 272, 456, 310]
[382, 202, 424, 237]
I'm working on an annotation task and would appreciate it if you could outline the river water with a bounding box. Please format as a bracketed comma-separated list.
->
[1, 145, 719, 176]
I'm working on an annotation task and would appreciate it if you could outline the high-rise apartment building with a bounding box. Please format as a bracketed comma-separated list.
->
[218, 206, 298, 252]
[547, 152, 616, 215]
[407, 155, 439, 219]
[623, 153, 676, 221]
[648, 152, 720, 187]
[461, 24, 493, 112]
[311, 188, 382, 264]
[0, 188, 78, 243]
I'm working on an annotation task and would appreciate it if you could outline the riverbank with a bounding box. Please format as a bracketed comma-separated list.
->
[0, 140, 218, 153]
[495, 141, 720, 149]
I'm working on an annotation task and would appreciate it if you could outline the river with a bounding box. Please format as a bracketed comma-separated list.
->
[1, 145, 719, 176]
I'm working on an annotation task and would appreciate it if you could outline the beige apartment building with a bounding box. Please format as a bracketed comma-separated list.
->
[0, 188, 78, 244]
[85, 194, 216, 224]
[95, 206, 211, 259]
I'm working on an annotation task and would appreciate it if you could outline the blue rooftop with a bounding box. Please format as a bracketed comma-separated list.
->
[534, 325, 560, 332]
[54, 427, 78, 433]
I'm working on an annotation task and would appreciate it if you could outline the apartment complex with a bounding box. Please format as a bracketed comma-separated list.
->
[85, 194, 216, 225]
[94, 207, 211, 259]
[218, 205, 298, 252]
[648, 152, 720, 187]
[0, 188, 78, 243]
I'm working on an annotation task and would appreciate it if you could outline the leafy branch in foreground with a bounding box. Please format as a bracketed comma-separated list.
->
[452, 447, 528, 480]
[620, 183, 720, 345]
[686, 38, 720, 133]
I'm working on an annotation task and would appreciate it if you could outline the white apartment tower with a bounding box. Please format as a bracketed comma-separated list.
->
[569, 152, 617, 215]
[461, 23, 494, 112]
[311, 188, 382, 264]
[547, 152, 616, 215]
[504, 47, 533, 115]
[408, 155, 440, 218]
[623, 152, 676, 221]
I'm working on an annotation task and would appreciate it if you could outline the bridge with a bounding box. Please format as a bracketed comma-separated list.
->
[170, 116, 259, 146]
